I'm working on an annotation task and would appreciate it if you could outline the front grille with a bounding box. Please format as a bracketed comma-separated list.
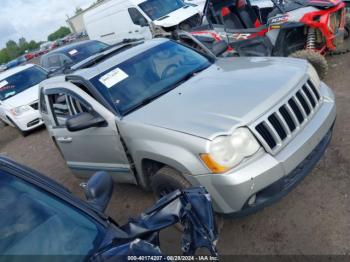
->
[27, 118, 40, 128]
[30, 102, 39, 111]
[254, 80, 321, 153]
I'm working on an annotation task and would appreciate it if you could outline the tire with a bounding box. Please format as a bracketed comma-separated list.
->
[151, 166, 191, 199]
[345, 14, 350, 39]
[151, 166, 225, 233]
[289, 49, 328, 79]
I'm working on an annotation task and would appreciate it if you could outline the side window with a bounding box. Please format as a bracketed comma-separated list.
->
[48, 92, 89, 127]
[128, 8, 147, 26]
[46, 54, 62, 69]
[45, 55, 72, 70]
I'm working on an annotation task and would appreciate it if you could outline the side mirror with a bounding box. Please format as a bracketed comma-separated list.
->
[66, 112, 107, 132]
[83, 171, 114, 212]
[139, 17, 149, 27]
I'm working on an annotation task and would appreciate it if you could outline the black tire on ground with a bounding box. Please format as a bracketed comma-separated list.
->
[345, 14, 350, 38]
[331, 14, 350, 54]
[289, 49, 328, 79]
[151, 166, 191, 199]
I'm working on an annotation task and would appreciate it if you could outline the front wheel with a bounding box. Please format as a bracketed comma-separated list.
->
[289, 49, 328, 79]
[151, 167, 191, 199]
[151, 166, 225, 233]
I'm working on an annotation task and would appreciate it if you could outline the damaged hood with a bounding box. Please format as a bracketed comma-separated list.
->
[125, 57, 308, 140]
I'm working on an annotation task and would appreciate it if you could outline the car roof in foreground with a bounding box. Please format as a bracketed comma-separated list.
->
[0, 64, 35, 81]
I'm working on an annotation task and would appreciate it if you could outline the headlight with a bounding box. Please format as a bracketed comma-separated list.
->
[10, 105, 31, 116]
[308, 64, 321, 89]
[201, 128, 261, 174]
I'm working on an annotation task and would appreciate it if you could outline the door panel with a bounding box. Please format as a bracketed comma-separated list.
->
[44, 82, 136, 184]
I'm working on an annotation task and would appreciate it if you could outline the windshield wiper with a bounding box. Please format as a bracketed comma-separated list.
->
[122, 65, 210, 116]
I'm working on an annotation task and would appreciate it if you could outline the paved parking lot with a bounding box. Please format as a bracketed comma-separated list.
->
[1, 54, 350, 255]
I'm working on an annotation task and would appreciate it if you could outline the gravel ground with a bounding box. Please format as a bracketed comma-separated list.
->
[0, 53, 350, 255]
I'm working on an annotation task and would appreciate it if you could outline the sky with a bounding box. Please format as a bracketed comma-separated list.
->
[0, 0, 95, 48]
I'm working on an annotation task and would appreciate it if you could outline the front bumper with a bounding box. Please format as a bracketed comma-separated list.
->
[191, 82, 336, 215]
[12, 110, 44, 131]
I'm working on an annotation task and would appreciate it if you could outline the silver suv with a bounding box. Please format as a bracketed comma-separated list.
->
[39, 39, 336, 216]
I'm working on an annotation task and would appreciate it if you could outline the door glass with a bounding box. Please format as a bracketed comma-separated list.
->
[47, 54, 63, 70]
[128, 8, 147, 26]
[0, 171, 103, 256]
[48, 92, 89, 127]
[49, 93, 71, 126]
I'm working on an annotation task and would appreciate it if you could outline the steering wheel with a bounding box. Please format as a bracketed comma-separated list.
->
[161, 64, 179, 79]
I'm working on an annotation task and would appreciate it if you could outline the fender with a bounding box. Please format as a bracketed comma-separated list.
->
[132, 140, 210, 189]
[271, 22, 306, 56]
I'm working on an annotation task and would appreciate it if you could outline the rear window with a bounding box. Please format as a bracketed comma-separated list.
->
[0, 66, 47, 101]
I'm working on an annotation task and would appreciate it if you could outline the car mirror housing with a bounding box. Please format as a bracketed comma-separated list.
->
[66, 112, 107, 132]
[82, 171, 114, 212]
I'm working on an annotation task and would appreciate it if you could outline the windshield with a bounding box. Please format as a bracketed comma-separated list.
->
[139, 0, 185, 20]
[0, 171, 104, 256]
[91, 41, 211, 116]
[63, 41, 109, 64]
[0, 66, 47, 101]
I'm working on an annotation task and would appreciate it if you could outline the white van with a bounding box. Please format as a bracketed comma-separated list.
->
[84, 0, 201, 45]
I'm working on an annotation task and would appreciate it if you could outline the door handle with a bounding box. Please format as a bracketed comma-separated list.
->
[128, 31, 132, 34]
[57, 137, 73, 144]
[135, 30, 139, 33]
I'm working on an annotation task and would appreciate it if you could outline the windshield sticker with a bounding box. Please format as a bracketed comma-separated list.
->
[99, 68, 129, 88]
[68, 49, 78, 56]
[0, 80, 9, 89]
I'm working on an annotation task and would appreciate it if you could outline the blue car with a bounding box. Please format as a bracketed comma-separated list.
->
[0, 157, 218, 261]
[6, 56, 27, 69]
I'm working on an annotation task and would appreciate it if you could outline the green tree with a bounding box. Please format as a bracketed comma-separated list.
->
[6, 40, 20, 58]
[0, 49, 10, 64]
[48, 26, 71, 42]
[0, 38, 41, 64]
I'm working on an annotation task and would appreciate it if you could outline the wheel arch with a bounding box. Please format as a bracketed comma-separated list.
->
[135, 150, 204, 190]
[272, 23, 307, 56]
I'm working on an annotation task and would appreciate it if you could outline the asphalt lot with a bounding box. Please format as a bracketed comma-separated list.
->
[1, 53, 350, 255]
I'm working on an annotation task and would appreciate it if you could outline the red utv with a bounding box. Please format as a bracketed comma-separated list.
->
[175, 0, 349, 78]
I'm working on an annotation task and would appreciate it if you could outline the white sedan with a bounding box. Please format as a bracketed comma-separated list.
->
[0, 64, 47, 136]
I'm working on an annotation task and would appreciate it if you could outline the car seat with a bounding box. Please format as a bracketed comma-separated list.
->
[221, 0, 261, 29]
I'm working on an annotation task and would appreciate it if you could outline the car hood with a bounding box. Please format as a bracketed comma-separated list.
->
[152, 5, 200, 28]
[3, 84, 39, 108]
[125, 57, 308, 140]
